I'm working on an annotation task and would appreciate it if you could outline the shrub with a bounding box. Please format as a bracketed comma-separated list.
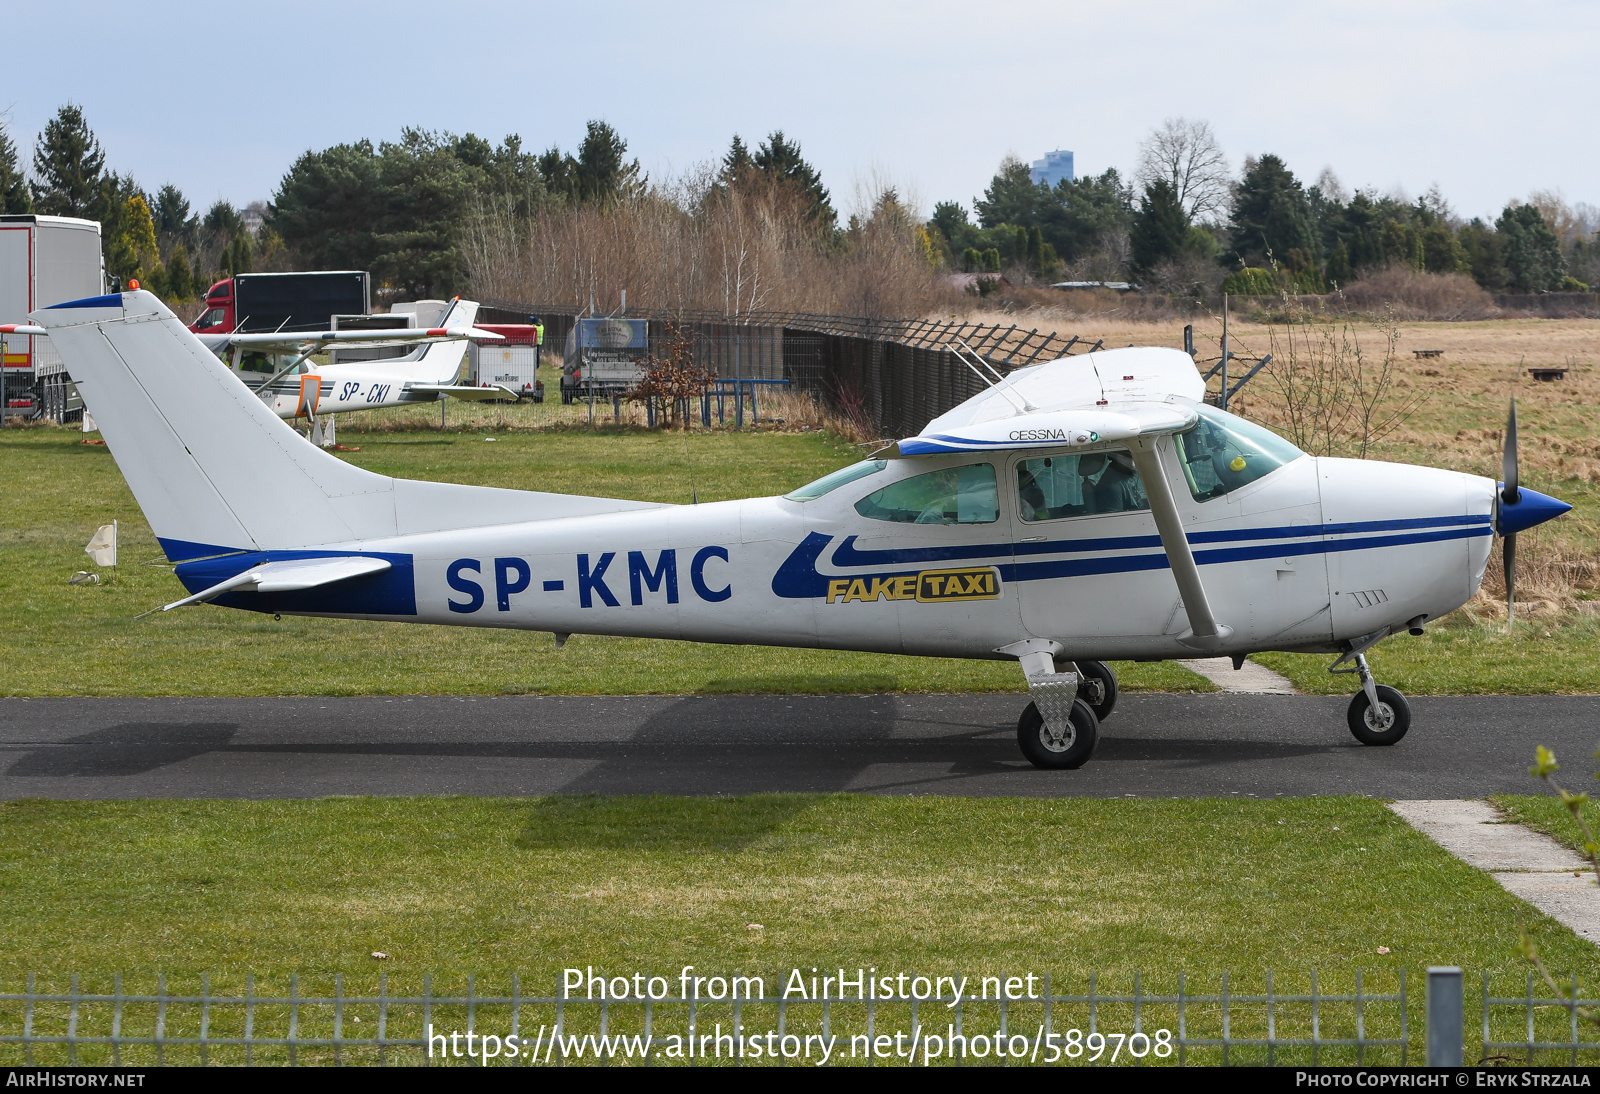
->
[1561, 275, 1590, 292]
[1336, 266, 1496, 320]
[1220, 267, 1277, 295]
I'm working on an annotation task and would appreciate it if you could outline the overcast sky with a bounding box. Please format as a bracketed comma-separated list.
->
[6, 0, 1596, 223]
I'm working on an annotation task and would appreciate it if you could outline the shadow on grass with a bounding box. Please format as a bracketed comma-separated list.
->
[514, 793, 819, 853]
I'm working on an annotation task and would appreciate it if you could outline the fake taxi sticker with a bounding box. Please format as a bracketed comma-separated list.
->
[825, 567, 1002, 604]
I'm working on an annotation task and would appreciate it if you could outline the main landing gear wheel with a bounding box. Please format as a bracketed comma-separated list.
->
[1347, 685, 1411, 745]
[1075, 660, 1119, 722]
[1017, 699, 1100, 769]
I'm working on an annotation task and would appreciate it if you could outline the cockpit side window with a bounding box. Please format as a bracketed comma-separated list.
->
[1174, 405, 1305, 501]
[855, 463, 998, 524]
[1015, 451, 1149, 521]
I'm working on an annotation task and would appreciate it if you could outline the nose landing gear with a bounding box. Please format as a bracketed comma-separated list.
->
[1336, 652, 1411, 745]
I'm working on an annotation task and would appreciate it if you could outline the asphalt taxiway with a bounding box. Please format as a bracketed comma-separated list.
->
[1, 693, 1592, 799]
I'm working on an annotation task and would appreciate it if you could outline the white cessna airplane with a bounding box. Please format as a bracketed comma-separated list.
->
[196, 297, 515, 446]
[10, 291, 1572, 768]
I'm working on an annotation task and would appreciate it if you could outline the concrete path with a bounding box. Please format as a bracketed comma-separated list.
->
[4, 694, 1599, 800]
[1178, 658, 1298, 694]
[1389, 799, 1600, 943]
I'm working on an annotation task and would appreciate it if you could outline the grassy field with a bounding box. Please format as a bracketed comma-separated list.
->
[1494, 791, 1600, 857]
[0, 426, 1207, 697]
[1, 794, 1595, 1065]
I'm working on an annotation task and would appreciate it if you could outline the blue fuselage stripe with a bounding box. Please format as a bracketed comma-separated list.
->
[829, 514, 1489, 568]
[790, 522, 1491, 595]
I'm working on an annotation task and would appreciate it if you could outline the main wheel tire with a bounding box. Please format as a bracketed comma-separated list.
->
[1347, 685, 1411, 745]
[1075, 660, 1119, 722]
[1017, 698, 1100, 769]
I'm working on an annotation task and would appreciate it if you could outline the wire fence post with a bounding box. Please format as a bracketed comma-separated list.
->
[1427, 966, 1464, 1066]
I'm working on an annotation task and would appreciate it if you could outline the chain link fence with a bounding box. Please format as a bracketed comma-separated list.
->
[480, 302, 1105, 441]
[3, 968, 1597, 1067]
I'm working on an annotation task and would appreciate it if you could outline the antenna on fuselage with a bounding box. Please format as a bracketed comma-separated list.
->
[945, 338, 1036, 414]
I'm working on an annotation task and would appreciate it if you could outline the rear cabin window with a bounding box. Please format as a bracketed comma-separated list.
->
[855, 464, 998, 524]
[1015, 452, 1149, 521]
[1175, 405, 1305, 501]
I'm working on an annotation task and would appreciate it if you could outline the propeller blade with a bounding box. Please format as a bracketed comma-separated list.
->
[1502, 398, 1520, 505]
[1504, 531, 1516, 625]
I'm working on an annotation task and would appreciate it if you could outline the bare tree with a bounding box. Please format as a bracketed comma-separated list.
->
[1315, 167, 1350, 206]
[1135, 117, 1230, 223]
[1528, 188, 1586, 249]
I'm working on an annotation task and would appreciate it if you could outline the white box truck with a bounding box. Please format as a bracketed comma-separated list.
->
[0, 215, 105, 421]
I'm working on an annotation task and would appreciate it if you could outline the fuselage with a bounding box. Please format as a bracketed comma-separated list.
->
[255, 365, 447, 420]
[176, 426, 1496, 662]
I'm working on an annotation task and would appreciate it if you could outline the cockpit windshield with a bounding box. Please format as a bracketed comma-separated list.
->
[1174, 405, 1304, 501]
[784, 459, 887, 502]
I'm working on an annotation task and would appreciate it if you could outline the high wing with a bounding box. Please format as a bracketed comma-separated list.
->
[223, 324, 504, 353]
[897, 346, 1229, 651]
[894, 346, 1204, 455]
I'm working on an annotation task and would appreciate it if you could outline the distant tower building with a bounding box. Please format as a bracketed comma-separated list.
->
[1030, 150, 1075, 189]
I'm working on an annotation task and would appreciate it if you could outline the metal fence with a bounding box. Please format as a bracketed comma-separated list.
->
[479, 301, 1105, 440]
[4, 967, 1598, 1066]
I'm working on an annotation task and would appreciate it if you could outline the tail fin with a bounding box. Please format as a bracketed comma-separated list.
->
[35, 291, 658, 561]
[385, 297, 480, 382]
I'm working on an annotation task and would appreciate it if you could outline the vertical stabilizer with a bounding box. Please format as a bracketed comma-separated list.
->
[35, 291, 398, 559]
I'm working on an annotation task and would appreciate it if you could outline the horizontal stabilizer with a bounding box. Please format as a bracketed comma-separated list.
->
[157, 556, 391, 613]
[405, 382, 525, 401]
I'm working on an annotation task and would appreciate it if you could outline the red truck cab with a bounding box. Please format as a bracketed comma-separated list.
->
[189, 279, 234, 333]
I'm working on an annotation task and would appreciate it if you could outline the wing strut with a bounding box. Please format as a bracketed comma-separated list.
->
[1129, 437, 1232, 652]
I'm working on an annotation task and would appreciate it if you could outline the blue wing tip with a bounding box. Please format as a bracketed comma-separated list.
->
[45, 293, 124, 311]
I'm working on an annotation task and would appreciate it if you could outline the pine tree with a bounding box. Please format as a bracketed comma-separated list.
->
[0, 119, 30, 214]
[165, 244, 194, 302]
[30, 104, 105, 217]
[1496, 204, 1566, 293]
[106, 193, 159, 282]
[719, 135, 754, 187]
[1325, 238, 1352, 287]
[974, 156, 1041, 230]
[572, 121, 643, 205]
[1228, 154, 1315, 268]
[1130, 178, 1189, 278]
[753, 131, 835, 232]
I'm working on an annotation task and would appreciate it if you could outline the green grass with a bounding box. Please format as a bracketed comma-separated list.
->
[0, 794, 1590, 989]
[3, 795, 1596, 1064]
[1257, 613, 1600, 695]
[1493, 793, 1600, 857]
[0, 426, 1208, 697]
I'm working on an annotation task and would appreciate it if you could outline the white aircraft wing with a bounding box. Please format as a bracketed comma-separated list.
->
[894, 402, 1196, 456]
[156, 555, 391, 612]
[224, 325, 504, 352]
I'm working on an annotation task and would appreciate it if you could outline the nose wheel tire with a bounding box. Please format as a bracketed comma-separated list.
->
[1017, 699, 1100, 769]
[1075, 660, 1119, 722]
[1347, 685, 1411, 745]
